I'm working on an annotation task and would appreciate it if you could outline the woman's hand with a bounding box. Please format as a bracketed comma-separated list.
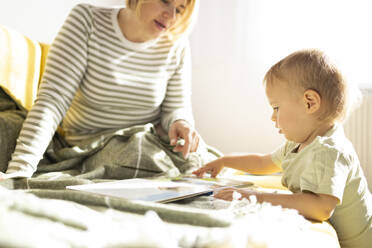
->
[0, 172, 9, 181]
[168, 120, 200, 159]
[0, 171, 30, 180]
[192, 158, 225, 178]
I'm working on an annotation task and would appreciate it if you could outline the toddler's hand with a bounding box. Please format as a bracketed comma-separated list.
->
[214, 187, 258, 201]
[192, 158, 224, 178]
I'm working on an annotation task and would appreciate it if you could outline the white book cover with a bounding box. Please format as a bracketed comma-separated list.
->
[66, 176, 253, 203]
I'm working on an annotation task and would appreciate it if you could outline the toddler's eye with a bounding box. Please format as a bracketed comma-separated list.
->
[273, 107, 279, 111]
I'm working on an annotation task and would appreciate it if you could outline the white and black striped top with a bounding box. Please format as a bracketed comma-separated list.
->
[7, 4, 194, 177]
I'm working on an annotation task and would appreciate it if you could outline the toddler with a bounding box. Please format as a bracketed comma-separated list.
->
[193, 49, 372, 248]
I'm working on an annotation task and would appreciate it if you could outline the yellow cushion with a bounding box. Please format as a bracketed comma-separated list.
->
[0, 25, 42, 110]
[39, 42, 50, 85]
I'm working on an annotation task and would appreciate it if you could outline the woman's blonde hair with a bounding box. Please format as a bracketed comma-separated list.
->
[264, 49, 361, 123]
[125, 0, 197, 41]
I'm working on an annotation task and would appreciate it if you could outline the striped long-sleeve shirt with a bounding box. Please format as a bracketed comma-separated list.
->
[6, 4, 194, 177]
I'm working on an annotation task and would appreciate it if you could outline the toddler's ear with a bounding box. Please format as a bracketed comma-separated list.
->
[303, 89, 321, 114]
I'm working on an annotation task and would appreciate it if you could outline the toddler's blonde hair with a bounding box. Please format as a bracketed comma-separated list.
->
[264, 49, 361, 123]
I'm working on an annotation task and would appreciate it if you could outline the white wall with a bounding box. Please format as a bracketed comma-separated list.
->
[189, 1, 285, 154]
[0, 0, 123, 43]
[1, 0, 371, 159]
[190, 0, 372, 155]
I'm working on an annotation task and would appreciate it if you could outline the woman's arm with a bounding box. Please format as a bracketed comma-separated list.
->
[161, 39, 194, 130]
[4, 4, 91, 178]
[161, 39, 200, 158]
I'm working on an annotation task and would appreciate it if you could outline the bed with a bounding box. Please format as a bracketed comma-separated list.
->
[0, 24, 340, 248]
[0, 172, 340, 247]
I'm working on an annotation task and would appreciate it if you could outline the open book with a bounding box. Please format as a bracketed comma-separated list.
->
[66, 175, 254, 203]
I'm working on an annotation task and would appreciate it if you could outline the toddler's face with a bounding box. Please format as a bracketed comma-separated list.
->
[265, 81, 314, 144]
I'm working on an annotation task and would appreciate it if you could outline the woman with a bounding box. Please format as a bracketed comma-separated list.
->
[1, 0, 200, 179]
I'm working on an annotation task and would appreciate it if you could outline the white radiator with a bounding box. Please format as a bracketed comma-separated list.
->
[343, 90, 372, 192]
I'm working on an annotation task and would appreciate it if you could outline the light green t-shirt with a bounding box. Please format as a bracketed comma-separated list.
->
[271, 124, 372, 248]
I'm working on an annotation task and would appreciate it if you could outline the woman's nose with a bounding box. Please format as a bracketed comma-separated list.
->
[163, 6, 176, 20]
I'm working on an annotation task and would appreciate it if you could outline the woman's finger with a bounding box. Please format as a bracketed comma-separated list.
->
[190, 132, 199, 153]
[175, 129, 192, 159]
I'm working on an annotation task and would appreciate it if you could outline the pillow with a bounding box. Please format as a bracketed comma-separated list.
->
[0, 24, 42, 110]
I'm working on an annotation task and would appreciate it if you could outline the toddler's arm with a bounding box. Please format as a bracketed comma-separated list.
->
[215, 188, 339, 221]
[192, 153, 281, 177]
